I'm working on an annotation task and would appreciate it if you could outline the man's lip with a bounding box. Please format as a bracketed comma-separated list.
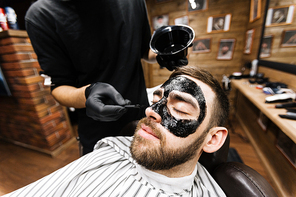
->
[139, 124, 159, 139]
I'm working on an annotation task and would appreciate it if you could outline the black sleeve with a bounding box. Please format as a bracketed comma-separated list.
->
[25, 6, 77, 90]
[140, 0, 152, 58]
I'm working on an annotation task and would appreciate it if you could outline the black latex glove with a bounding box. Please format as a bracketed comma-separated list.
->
[156, 45, 192, 71]
[156, 54, 188, 71]
[85, 82, 131, 121]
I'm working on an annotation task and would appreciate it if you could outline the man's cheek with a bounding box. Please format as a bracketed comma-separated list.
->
[160, 106, 199, 138]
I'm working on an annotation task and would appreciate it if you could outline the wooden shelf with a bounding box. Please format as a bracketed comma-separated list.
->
[232, 79, 296, 143]
[232, 79, 296, 197]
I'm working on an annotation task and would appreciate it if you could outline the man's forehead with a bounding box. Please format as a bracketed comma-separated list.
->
[178, 75, 213, 98]
[154, 75, 206, 93]
[153, 75, 214, 105]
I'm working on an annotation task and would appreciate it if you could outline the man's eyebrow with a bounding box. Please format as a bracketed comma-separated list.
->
[153, 89, 163, 97]
[169, 92, 198, 109]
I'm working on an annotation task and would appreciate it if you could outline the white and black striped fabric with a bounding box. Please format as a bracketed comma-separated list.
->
[3, 137, 226, 197]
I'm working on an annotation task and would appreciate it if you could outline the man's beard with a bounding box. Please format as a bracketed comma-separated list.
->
[130, 117, 207, 171]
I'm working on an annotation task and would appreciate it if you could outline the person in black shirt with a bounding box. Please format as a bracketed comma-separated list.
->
[25, 0, 157, 155]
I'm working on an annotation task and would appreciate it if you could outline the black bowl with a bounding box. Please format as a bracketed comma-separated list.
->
[150, 25, 195, 55]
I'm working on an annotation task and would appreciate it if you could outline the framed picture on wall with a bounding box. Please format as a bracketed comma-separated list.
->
[244, 29, 255, 54]
[174, 15, 189, 25]
[249, 0, 261, 22]
[152, 14, 169, 30]
[192, 38, 211, 53]
[265, 5, 295, 26]
[207, 14, 231, 33]
[260, 35, 273, 58]
[216, 38, 236, 60]
[187, 0, 208, 13]
[281, 29, 296, 47]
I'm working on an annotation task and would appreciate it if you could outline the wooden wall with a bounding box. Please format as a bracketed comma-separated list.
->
[258, 66, 296, 90]
[145, 0, 267, 87]
[262, 0, 296, 65]
[256, 0, 296, 91]
[243, 0, 267, 66]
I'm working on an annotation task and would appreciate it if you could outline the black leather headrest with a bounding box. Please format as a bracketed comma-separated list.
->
[213, 162, 278, 197]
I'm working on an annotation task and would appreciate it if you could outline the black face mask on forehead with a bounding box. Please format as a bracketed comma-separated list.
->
[151, 76, 207, 138]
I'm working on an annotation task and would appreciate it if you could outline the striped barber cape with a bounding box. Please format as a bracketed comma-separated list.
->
[3, 137, 226, 197]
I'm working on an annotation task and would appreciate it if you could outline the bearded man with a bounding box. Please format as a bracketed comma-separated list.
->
[4, 66, 229, 197]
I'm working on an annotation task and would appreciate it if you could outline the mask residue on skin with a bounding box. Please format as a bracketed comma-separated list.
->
[151, 76, 207, 138]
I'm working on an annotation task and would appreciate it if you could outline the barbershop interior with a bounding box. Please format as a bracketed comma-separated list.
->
[0, 0, 295, 196]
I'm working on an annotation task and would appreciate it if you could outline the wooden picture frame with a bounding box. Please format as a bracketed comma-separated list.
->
[174, 15, 189, 26]
[152, 14, 169, 30]
[281, 29, 296, 47]
[216, 38, 236, 60]
[260, 35, 273, 58]
[207, 14, 231, 33]
[187, 0, 208, 13]
[244, 29, 255, 54]
[250, 0, 261, 22]
[265, 5, 295, 27]
[192, 38, 211, 53]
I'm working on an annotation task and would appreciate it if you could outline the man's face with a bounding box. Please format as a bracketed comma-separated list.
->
[130, 75, 215, 171]
[273, 10, 281, 19]
[218, 18, 224, 26]
[221, 45, 229, 54]
[262, 42, 268, 48]
[157, 18, 163, 24]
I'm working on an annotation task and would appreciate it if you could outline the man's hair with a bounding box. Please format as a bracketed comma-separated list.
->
[169, 66, 229, 129]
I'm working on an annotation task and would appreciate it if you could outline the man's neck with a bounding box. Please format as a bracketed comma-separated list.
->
[153, 158, 198, 178]
[136, 163, 198, 195]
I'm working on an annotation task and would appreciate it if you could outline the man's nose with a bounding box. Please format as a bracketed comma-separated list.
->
[145, 107, 162, 123]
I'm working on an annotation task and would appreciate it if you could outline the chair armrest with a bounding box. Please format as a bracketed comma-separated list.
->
[212, 162, 278, 197]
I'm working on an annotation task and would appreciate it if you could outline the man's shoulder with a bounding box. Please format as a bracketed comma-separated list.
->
[26, 0, 53, 15]
[99, 136, 133, 149]
[25, 0, 66, 23]
[94, 136, 134, 160]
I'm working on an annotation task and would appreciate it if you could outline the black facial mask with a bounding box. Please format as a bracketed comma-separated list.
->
[151, 76, 207, 138]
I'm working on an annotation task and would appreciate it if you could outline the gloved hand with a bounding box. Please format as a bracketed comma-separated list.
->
[85, 82, 131, 121]
[156, 45, 192, 71]
[156, 54, 188, 71]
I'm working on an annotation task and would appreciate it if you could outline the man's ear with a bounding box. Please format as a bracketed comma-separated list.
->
[202, 127, 228, 153]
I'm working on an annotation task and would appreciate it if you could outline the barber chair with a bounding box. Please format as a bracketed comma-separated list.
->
[120, 121, 278, 197]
